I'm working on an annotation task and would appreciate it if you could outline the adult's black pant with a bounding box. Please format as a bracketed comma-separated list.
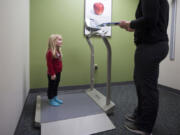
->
[134, 41, 169, 133]
[47, 72, 61, 99]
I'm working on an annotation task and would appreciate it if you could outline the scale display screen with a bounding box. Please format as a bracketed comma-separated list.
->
[84, 0, 112, 36]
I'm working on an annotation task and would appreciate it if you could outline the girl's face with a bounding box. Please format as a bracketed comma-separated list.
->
[55, 36, 63, 47]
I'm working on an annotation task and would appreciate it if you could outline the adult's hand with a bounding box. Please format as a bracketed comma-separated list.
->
[119, 20, 135, 32]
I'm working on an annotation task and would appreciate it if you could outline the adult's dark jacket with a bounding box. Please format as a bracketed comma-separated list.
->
[130, 0, 169, 45]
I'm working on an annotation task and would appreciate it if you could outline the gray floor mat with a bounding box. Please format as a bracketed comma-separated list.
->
[41, 92, 103, 123]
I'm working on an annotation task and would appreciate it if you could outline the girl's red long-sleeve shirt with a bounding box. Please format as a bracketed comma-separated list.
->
[46, 49, 62, 76]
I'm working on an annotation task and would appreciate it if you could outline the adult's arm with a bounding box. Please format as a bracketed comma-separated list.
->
[130, 0, 159, 29]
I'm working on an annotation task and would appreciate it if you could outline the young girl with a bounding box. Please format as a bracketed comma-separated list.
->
[46, 34, 63, 106]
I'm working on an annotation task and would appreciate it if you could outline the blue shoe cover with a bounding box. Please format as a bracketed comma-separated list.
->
[54, 96, 63, 104]
[49, 99, 61, 106]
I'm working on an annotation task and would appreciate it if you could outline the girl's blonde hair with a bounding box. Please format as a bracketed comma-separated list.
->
[48, 34, 63, 58]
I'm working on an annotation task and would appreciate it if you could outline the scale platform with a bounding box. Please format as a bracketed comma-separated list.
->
[34, 91, 115, 135]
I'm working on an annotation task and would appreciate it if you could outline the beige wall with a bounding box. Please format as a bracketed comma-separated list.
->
[0, 0, 29, 135]
[159, 0, 180, 90]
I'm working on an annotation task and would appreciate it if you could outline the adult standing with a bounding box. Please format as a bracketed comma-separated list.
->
[119, 0, 169, 134]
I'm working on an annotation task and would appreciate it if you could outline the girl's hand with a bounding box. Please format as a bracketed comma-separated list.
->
[51, 74, 56, 80]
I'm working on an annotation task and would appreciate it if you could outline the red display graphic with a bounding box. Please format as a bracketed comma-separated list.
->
[93, 2, 104, 15]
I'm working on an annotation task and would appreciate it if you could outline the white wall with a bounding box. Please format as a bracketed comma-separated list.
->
[0, 0, 29, 135]
[159, 0, 180, 90]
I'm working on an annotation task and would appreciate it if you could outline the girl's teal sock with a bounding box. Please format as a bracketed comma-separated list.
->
[54, 96, 63, 104]
[49, 98, 61, 106]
